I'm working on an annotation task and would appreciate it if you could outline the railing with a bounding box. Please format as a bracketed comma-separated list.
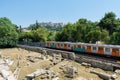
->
[18, 42, 45, 47]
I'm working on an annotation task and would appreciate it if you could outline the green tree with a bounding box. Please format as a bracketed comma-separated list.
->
[110, 29, 120, 45]
[99, 12, 120, 34]
[47, 31, 55, 41]
[55, 23, 75, 41]
[100, 29, 110, 44]
[19, 32, 33, 42]
[86, 30, 101, 43]
[75, 18, 95, 42]
[32, 27, 48, 42]
[0, 17, 18, 47]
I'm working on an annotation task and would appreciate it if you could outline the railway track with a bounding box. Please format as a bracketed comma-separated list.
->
[75, 52, 120, 66]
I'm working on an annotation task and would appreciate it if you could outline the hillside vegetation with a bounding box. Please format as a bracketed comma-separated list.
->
[0, 12, 120, 48]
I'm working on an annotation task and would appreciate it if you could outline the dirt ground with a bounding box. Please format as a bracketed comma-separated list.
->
[0, 48, 120, 80]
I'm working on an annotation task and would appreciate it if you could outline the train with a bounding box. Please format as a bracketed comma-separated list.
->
[45, 41, 120, 57]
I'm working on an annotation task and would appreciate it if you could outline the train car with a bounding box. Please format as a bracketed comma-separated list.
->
[62, 42, 73, 50]
[73, 43, 86, 53]
[46, 41, 57, 48]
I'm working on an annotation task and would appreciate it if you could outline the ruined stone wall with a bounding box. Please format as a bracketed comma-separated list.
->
[18, 45, 75, 60]
[18, 45, 116, 71]
[75, 57, 114, 71]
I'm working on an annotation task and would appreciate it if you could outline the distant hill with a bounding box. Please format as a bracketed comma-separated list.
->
[28, 22, 64, 31]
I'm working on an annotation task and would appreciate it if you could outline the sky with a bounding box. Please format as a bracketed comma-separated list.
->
[0, 0, 120, 27]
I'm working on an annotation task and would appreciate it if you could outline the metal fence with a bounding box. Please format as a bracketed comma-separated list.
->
[18, 42, 45, 47]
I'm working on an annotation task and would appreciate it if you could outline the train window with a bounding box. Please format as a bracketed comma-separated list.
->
[113, 49, 119, 53]
[82, 46, 85, 49]
[99, 47, 103, 50]
[115, 50, 119, 53]
[74, 45, 76, 48]
[68, 44, 70, 47]
[78, 45, 81, 48]
[105, 48, 110, 52]
[93, 47, 97, 50]
[87, 46, 91, 49]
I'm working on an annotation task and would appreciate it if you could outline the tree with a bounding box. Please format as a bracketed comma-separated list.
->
[0, 17, 18, 47]
[55, 32, 62, 41]
[47, 31, 55, 41]
[99, 12, 120, 34]
[75, 18, 95, 42]
[86, 30, 101, 43]
[110, 29, 120, 45]
[19, 32, 33, 42]
[31, 27, 49, 42]
[100, 29, 110, 44]
[55, 23, 76, 41]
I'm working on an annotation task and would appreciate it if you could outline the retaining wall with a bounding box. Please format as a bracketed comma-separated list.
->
[18, 45, 119, 71]
[75, 57, 114, 71]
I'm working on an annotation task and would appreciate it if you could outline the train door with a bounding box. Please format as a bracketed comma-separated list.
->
[112, 48, 119, 57]
[91, 45, 98, 54]
[98, 46, 104, 54]
[47, 42, 50, 47]
[64, 43, 67, 50]
[86, 45, 91, 53]
[67, 43, 71, 50]
[57, 43, 60, 49]
[104, 46, 112, 56]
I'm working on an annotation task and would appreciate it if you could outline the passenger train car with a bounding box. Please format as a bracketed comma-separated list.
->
[45, 41, 120, 57]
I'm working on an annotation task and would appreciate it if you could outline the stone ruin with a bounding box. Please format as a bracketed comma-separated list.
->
[90, 70, 117, 80]
[59, 64, 78, 78]
[25, 69, 59, 80]
[0, 52, 17, 80]
[50, 53, 62, 65]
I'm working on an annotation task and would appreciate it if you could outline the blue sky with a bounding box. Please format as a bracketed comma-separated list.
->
[0, 0, 120, 27]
